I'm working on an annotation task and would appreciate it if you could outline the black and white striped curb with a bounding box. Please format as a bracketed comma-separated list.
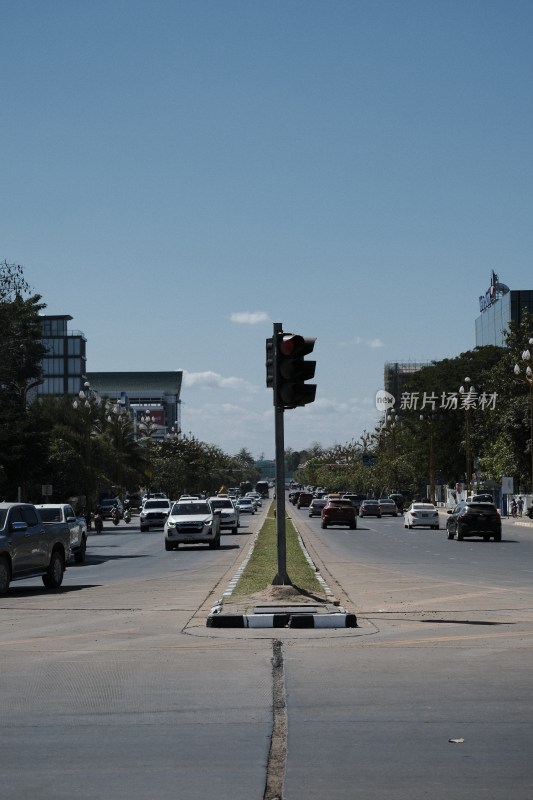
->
[207, 527, 357, 629]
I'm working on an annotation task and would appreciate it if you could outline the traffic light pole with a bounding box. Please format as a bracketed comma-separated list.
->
[272, 322, 290, 585]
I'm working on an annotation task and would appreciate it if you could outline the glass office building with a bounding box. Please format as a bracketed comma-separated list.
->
[475, 289, 533, 347]
[38, 314, 87, 396]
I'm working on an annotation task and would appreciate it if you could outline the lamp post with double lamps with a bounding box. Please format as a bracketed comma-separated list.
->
[138, 411, 158, 439]
[459, 377, 476, 496]
[104, 401, 132, 495]
[72, 381, 102, 513]
[419, 413, 436, 503]
[513, 338, 533, 502]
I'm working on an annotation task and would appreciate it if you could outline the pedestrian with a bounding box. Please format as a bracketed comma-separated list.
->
[511, 498, 517, 518]
[517, 496, 524, 517]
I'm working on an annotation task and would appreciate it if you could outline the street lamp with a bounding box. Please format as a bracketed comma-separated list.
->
[105, 401, 130, 493]
[513, 337, 533, 500]
[459, 377, 476, 496]
[138, 411, 158, 439]
[420, 413, 436, 503]
[384, 409, 400, 492]
[72, 381, 102, 512]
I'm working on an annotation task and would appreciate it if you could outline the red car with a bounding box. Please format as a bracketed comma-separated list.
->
[321, 499, 357, 530]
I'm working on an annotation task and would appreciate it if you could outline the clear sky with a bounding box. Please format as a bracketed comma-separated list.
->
[2, 1, 532, 459]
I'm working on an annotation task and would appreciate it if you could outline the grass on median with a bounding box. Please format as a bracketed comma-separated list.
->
[232, 501, 324, 596]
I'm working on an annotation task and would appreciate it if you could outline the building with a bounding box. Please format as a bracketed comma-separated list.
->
[87, 371, 182, 438]
[36, 315, 183, 439]
[38, 314, 87, 396]
[384, 361, 431, 402]
[475, 271, 533, 347]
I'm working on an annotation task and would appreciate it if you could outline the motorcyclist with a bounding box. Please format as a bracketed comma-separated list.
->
[111, 506, 120, 525]
[94, 513, 103, 534]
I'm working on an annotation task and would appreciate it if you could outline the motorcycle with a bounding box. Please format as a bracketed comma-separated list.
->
[94, 513, 103, 534]
[111, 508, 120, 526]
[123, 509, 131, 523]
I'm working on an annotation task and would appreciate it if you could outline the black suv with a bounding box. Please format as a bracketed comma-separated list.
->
[446, 501, 502, 542]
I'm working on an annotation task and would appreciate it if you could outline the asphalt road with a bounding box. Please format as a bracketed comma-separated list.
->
[1, 502, 532, 799]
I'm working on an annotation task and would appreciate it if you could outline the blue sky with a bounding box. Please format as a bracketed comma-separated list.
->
[2, 1, 532, 459]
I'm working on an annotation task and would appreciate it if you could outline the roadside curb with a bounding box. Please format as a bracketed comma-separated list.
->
[207, 611, 358, 629]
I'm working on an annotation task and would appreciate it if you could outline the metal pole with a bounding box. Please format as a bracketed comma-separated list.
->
[530, 383, 533, 500]
[272, 322, 290, 585]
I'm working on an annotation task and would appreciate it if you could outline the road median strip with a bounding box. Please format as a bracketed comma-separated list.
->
[207, 502, 357, 629]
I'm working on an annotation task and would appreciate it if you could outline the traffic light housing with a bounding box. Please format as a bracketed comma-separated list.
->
[276, 333, 316, 408]
[266, 337, 275, 389]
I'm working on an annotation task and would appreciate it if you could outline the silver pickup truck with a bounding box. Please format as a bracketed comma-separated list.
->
[36, 503, 88, 563]
[0, 502, 71, 594]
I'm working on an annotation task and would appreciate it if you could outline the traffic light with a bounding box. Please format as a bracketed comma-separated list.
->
[276, 333, 316, 408]
[266, 337, 275, 388]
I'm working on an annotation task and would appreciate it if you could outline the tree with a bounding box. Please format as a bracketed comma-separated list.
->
[0, 263, 47, 500]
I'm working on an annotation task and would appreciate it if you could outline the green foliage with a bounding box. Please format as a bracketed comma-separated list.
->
[296, 332, 533, 496]
[0, 265, 47, 499]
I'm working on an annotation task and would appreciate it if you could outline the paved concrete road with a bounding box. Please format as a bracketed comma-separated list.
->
[0, 512, 275, 800]
[1, 504, 533, 799]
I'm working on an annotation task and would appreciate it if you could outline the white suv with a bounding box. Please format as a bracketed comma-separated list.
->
[164, 500, 221, 550]
[208, 497, 239, 533]
[140, 499, 171, 532]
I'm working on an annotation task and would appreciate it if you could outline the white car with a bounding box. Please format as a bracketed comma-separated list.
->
[236, 497, 255, 515]
[404, 503, 440, 530]
[140, 499, 171, 532]
[164, 500, 221, 550]
[208, 497, 239, 533]
[245, 492, 262, 509]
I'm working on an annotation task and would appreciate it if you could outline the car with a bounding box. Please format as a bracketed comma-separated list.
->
[208, 497, 239, 533]
[0, 503, 71, 593]
[235, 497, 255, 514]
[469, 493, 494, 504]
[308, 498, 327, 517]
[140, 498, 171, 532]
[342, 494, 366, 513]
[164, 500, 221, 550]
[97, 497, 124, 519]
[404, 502, 440, 529]
[36, 503, 88, 563]
[378, 498, 399, 517]
[389, 493, 406, 512]
[124, 492, 143, 511]
[359, 500, 381, 518]
[246, 492, 263, 508]
[446, 501, 502, 542]
[321, 499, 357, 529]
[297, 492, 313, 509]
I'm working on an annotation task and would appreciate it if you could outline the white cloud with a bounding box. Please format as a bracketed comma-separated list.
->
[338, 335, 385, 348]
[182, 370, 255, 391]
[230, 311, 270, 325]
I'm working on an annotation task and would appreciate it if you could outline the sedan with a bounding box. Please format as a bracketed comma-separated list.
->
[404, 503, 440, 529]
[308, 498, 327, 517]
[246, 492, 262, 509]
[359, 500, 381, 518]
[235, 497, 255, 515]
[378, 498, 399, 517]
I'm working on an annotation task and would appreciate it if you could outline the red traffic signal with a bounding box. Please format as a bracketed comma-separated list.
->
[276, 334, 316, 408]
